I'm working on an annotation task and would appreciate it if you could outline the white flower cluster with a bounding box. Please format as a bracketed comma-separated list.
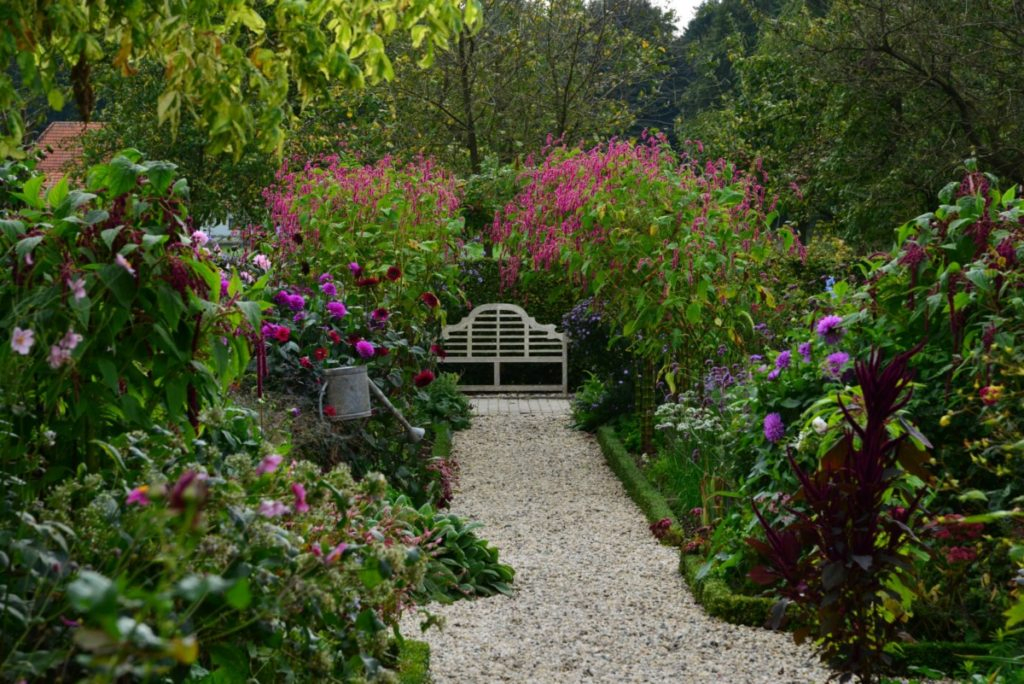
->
[654, 392, 723, 437]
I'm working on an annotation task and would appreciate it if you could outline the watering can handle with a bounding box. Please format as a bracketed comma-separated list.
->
[367, 378, 426, 442]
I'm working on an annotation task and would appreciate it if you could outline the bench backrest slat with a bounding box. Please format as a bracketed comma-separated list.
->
[439, 303, 567, 393]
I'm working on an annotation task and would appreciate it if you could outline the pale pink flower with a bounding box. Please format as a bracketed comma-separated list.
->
[48, 345, 71, 369]
[291, 482, 310, 513]
[191, 230, 210, 246]
[258, 500, 289, 518]
[252, 253, 271, 271]
[115, 253, 136, 276]
[325, 542, 347, 564]
[68, 277, 87, 300]
[11, 327, 34, 355]
[60, 330, 83, 351]
[256, 453, 283, 475]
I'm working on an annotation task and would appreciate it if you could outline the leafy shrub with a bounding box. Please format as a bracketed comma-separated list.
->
[413, 371, 472, 431]
[0, 153, 256, 475]
[571, 371, 634, 432]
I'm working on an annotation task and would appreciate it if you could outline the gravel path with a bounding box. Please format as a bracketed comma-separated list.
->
[404, 399, 833, 683]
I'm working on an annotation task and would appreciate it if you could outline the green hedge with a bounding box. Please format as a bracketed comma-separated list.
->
[397, 639, 431, 684]
[679, 555, 778, 627]
[596, 426, 675, 526]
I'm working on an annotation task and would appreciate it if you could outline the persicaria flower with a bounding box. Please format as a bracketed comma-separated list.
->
[11, 327, 35, 355]
[320, 282, 337, 296]
[314, 347, 328, 361]
[355, 340, 375, 359]
[68, 277, 87, 300]
[115, 253, 136, 276]
[825, 351, 850, 379]
[258, 500, 289, 518]
[291, 483, 310, 514]
[763, 413, 785, 443]
[256, 453, 283, 475]
[798, 342, 812, 362]
[326, 301, 348, 319]
[413, 369, 436, 388]
[126, 485, 150, 507]
[815, 315, 845, 345]
[386, 265, 402, 281]
[420, 292, 440, 308]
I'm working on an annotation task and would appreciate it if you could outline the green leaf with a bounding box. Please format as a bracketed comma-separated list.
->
[1005, 598, 1024, 628]
[685, 302, 701, 324]
[157, 89, 179, 126]
[15, 235, 43, 257]
[224, 578, 251, 610]
[68, 571, 117, 614]
[46, 176, 69, 208]
[143, 160, 178, 195]
[106, 155, 143, 196]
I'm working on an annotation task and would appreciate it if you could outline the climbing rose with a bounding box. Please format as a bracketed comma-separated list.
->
[763, 413, 785, 443]
[10, 327, 35, 355]
[815, 315, 845, 345]
[413, 369, 436, 388]
[355, 340, 375, 359]
[420, 292, 440, 308]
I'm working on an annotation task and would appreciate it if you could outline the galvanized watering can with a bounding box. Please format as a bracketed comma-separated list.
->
[321, 366, 426, 442]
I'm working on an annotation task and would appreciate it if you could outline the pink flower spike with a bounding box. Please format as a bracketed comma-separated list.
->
[291, 482, 310, 514]
[126, 485, 150, 507]
[325, 542, 347, 564]
[115, 253, 136, 276]
[10, 327, 34, 355]
[256, 453, 283, 475]
[258, 500, 289, 518]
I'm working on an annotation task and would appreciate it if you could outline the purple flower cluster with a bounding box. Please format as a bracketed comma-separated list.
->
[816, 315, 844, 345]
[275, 290, 306, 312]
[763, 413, 785, 443]
[825, 351, 851, 379]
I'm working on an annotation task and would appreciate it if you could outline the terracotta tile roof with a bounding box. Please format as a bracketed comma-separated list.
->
[33, 121, 104, 186]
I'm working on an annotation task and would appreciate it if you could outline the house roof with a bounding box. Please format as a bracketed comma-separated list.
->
[33, 121, 104, 186]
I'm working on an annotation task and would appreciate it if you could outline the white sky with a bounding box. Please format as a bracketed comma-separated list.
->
[654, 0, 704, 33]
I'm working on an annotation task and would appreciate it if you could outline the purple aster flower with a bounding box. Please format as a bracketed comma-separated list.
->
[321, 282, 337, 296]
[798, 341, 812, 362]
[825, 351, 850, 379]
[816, 315, 845, 345]
[763, 413, 785, 443]
[326, 301, 347, 319]
[767, 368, 781, 381]
[775, 350, 791, 370]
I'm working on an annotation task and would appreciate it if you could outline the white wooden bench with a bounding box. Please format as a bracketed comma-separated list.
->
[439, 303, 568, 394]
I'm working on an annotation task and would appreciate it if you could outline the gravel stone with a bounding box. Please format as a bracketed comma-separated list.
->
[403, 399, 834, 683]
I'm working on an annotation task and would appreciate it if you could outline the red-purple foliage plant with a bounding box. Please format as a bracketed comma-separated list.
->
[747, 347, 930, 683]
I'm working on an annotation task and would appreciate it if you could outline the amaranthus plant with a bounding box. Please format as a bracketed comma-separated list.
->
[747, 348, 930, 683]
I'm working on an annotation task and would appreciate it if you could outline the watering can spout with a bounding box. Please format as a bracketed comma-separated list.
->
[407, 426, 426, 442]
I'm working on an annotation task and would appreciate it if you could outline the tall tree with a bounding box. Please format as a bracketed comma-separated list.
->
[1, 0, 481, 158]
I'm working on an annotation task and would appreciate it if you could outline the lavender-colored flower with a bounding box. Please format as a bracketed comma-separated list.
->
[767, 368, 781, 381]
[825, 351, 850, 379]
[816, 315, 845, 345]
[749, 354, 763, 363]
[191, 230, 210, 246]
[68, 277, 87, 300]
[252, 253, 271, 271]
[775, 350, 791, 370]
[798, 341, 812, 363]
[286, 294, 305, 311]
[763, 413, 785, 443]
[319, 272, 333, 283]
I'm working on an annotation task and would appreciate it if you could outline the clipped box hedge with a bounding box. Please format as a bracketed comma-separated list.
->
[397, 639, 431, 684]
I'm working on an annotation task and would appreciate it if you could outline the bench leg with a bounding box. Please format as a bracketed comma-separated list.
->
[493, 361, 501, 388]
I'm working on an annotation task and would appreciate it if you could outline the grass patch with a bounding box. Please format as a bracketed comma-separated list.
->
[396, 639, 431, 684]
